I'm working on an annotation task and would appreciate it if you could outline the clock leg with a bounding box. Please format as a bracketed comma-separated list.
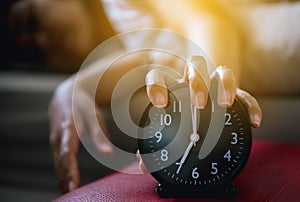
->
[156, 183, 237, 198]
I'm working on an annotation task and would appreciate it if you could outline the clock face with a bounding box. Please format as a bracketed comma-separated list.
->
[138, 82, 252, 193]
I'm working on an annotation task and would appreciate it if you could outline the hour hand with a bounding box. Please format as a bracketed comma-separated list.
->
[175, 140, 193, 174]
[175, 133, 199, 174]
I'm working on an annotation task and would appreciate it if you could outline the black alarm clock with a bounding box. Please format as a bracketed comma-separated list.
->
[138, 82, 252, 198]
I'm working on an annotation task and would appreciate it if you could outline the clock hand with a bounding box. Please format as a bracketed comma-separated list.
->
[175, 104, 200, 174]
[176, 140, 193, 174]
[191, 105, 199, 146]
[176, 133, 200, 174]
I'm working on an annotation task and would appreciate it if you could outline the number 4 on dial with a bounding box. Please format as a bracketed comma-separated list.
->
[224, 150, 232, 162]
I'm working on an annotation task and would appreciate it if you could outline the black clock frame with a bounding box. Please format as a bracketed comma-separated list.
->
[138, 82, 252, 198]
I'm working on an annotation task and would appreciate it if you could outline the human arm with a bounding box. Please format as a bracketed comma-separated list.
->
[146, 0, 262, 128]
[48, 49, 157, 193]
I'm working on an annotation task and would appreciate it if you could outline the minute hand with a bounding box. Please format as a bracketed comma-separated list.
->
[176, 140, 194, 174]
[175, 133, 199, 174]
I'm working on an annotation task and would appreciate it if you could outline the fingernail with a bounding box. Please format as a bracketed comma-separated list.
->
[194, 92, 206, 109]
[251, 114, 261, 128]
[219, 91, 232, 108]
[68, 181, 75, 191]
[154, 92, 167, 108]
[98, 143, 113, 155]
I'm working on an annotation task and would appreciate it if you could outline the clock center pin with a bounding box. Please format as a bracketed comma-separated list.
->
[190, 133, 200, 143]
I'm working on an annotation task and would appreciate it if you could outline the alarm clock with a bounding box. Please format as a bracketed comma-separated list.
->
[138, 82, 252, 198]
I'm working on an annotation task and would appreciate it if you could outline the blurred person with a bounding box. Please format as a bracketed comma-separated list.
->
[47, 0, 265, 193]
[4, 0, 115, 72]
[7, 0, 300, 195]
[4, 0, 300, 88]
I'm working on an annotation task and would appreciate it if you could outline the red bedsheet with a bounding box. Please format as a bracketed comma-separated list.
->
[53, 140, 300, 202]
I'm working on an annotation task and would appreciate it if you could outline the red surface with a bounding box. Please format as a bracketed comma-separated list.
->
[53, 141, 300, 202]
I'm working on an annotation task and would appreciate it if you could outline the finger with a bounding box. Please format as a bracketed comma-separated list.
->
[186, 55, 210, 109]
[211, 66, 236, 108]
[136, 151, 149, 174]
[50, 132, 63, 190]
[90, 131, 113, 155]
[58, 124, 81, 193]
[139, 158, 149, 174]
[61, 150, 80, 193]
[145, 69, 168, 108]
[76, 90, 114, 155]
[87, 109, 113, 155]
[236, 88, 263, 128]
[50, 121, 79, 193]
[145, 51, 186, 108]
[136, 149, 141, 161]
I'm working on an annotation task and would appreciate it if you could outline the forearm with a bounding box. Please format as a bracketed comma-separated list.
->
[150, 0, 242, 83]
[65, 50, 151, 106]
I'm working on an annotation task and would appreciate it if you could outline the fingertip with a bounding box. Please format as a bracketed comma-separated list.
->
[136, 150, 147, 173]
[250, 113, 262, 128]
[97, 143, 113, 155]
[192, 91, 207, 109]
[147, 85, 168, 108]
[236, 88, 263, 129]
[136, 150, 141, 160]
[218, 90, 234, 108]
[68, 180, 76, 192]
[138, 159, 148, 174]
[63, 174, 79, 193]
[251, 121, 260, 128]
[188, 75, 209, 109]
[153, 92, 168, 108]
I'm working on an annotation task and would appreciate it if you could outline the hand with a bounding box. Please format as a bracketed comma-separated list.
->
[139, 55, 262, 173]
[146, 55, 262, 127]
[49, 79, 112, 193]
